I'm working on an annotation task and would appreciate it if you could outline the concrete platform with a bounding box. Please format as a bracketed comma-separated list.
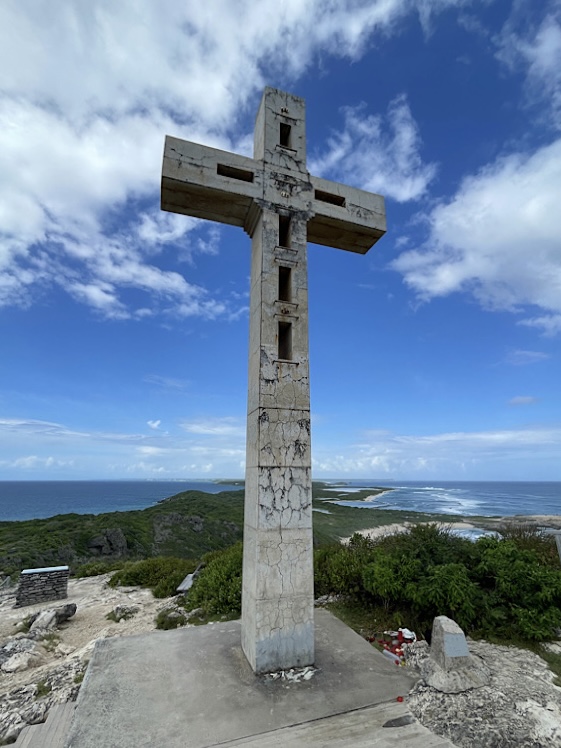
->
[64, 610, 455, 748]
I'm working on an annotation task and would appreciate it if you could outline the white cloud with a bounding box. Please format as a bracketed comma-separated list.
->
[497, 7, 561, 128]
[519, 314, 561, 336]
[137, 446, 167, 456]
[143, 375, 190, 390]
[0, 417, 149, 444]
[314, 425, 561, 477]
[390, 6, 561, 335]
[508, 396, 537, 406]
[0, 0, 473, 318]
[310, 95, 437, 202]
[393, 137, 561, 333]
[147, 420, 161, 430]
[0, 454, 75, 470]
[505, 349, 550, 366]
[180, 418, 245, 437]
[137, 212, 198, 249]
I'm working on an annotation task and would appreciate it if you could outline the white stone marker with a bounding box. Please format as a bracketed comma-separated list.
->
[422, 616, 490, 693]
[161, 88, 386, 673]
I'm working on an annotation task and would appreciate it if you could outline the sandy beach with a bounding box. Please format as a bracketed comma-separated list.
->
[341, 514, 561, 544]
[341, 520, 479, 544]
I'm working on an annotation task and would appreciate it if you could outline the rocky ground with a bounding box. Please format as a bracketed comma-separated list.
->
[405, 639, 561, 747]
[0, 574, 182, 743]
[0, 575, 560, 746]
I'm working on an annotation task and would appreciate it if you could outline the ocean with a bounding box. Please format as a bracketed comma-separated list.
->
[320, 480, 561, 518]
[0, 479, 559, 523]
[0, 480, 243, 522]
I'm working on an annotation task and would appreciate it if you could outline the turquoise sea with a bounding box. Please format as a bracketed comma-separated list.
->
[320, 480, 561, 518]
[0, 479, 559, 522]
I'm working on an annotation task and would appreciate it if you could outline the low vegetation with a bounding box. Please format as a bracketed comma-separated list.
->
[316, 524, 561, 642]
[179, 523, 561, 644]
[35, 680, 52, 699]
[155, 608, 188, 630]
[183, 543, 243, 618]
[108, 557, 198, 598]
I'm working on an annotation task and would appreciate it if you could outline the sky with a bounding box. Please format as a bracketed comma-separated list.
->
[1, 0, 561, 482]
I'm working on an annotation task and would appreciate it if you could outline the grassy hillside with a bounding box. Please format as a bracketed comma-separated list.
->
[0, 490, 244, 576]
[0, 482, 464, 576]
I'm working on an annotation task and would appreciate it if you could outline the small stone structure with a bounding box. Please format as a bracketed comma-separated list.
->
[421, 615, 490, 693]
[14, 566, 69, 608]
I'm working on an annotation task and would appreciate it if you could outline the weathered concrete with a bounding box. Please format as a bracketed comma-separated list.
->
[218, 702, 457, 747]
[421, 616, 490, 693]
[161, 87, 386, 672]
[64, 610, 425, 748]
[16, 704, 75, 748]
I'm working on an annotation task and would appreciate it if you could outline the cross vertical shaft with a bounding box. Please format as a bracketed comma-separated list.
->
[242, 91, 314, 671]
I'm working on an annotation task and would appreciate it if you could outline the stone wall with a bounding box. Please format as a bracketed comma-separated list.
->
[14, 566, 69, 608]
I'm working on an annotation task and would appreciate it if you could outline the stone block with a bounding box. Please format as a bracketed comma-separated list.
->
[242, 592, 314, 673]
[243, 466, 312, 530]
[243, 525, 314, 599]
[161, 138, 261, 227]
[421, 616, 490, 693]
[246, 409, 311, 469]
[254, 88, 307, 171]
[307, 175, 386, 253]
[431, 616, 470, 672]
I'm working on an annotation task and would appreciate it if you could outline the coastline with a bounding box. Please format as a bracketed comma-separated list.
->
[340, 513, 561, 544]
[340, 519, 479, 544]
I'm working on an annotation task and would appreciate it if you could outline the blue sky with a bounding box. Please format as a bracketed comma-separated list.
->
[1, 0, 560, 481]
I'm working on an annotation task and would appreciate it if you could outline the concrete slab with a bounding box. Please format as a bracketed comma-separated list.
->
[220, 702, 456, 747]
[65, 610, 419, 748]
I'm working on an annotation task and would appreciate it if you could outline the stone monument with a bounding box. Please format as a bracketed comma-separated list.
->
[161, 87, 386, 672]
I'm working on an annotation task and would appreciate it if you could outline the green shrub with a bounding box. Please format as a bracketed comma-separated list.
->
[473, 537, 561, 640]
[109, 557, 197, 597]
[409, 563, 480, 630]
[362, 552, 422, 608]
[185, 543, 243, 616]
[314, 524, 561, 643]
[155, 609, 187, 630]
[75, 560, 125, 578]
[497, 522, 559, 567]
[315, 533, 379, 599]
[35, 680, 52, 699]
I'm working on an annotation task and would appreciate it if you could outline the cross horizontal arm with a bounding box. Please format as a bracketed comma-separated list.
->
[161, 136, 261, 229]
[307, 175, 386, 254]
[162, 135, 386, 254]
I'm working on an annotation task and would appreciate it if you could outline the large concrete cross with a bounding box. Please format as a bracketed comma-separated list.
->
[161, 87, 386, 673]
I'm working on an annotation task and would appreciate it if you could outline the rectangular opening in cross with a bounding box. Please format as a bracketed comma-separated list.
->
[279, 123, 292, 148]
[216, 164, 254, 182]
[279, 215, 291, 247]
[278, 321, 292, 360]
[314, 189, 346, 207]
[278, 266, 292, 302]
